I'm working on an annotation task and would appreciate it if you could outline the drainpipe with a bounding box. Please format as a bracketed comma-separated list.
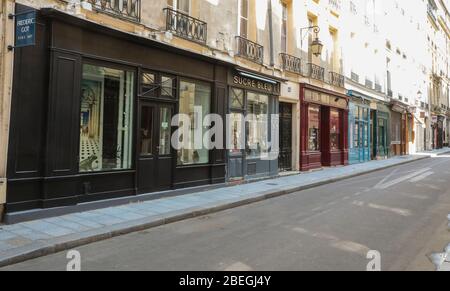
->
[268, 0, 274, 67]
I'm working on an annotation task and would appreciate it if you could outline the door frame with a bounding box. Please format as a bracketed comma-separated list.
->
[137, 100, 175, 193]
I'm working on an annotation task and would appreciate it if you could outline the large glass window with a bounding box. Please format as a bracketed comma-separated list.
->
[281, 3, 288, 53]
[168, 0, 190, 14]
[239, 0, 249, 38]
[140, 105, 154, 156]
[246, 92, 269, 158]
[308, 105, 320, 151]
[177, 79, 211, 165]
[330, 109, 341, 150]
[80, 64, 134, 172]
[230, 112, 244, 154]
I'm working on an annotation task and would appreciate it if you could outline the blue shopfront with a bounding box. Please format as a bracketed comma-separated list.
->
[348, 92, 371, 164]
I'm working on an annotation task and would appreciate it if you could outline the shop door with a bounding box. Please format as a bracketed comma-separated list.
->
[138, 102, 173, 193]
[361, 121, 370, 162]
[279, 102, 293, 171]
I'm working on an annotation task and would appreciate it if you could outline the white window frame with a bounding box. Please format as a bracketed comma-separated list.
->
[168, 0, 191, 14]
[281, 2, 288, 53]
[238, 0, 249, 38]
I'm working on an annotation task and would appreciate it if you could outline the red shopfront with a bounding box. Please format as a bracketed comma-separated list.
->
[300, 84, 349, 171]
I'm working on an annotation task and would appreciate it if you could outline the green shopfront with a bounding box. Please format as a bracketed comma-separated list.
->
[348, 94, 371, 164]
[348, 91, 390, 163]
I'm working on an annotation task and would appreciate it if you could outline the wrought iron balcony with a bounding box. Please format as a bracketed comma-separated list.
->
[329, 72, 345, 88]
[235, 36, 264, 64]
[87, 0, 141, 22]
[365, 79, 373, 89]
[349, 1, 357, 14]
[308, 63, 325, 81]
[428, 4, 437, 22]
[280, 53, 302, 74]
[329, 0, 342, 12]
[351, 72, 359, 83]
[164, 8, 207, 44]
[375, 83, 382, 92]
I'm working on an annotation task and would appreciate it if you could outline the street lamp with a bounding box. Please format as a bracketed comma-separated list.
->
[301, 26, 323, 58]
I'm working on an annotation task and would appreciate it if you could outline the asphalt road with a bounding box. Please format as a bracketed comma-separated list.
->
[2, 156, 450, 271]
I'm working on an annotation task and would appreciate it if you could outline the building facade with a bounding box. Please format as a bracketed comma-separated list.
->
[0, 0, 448, 221]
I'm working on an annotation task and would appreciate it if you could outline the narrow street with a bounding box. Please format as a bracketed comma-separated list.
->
[2, 156, 450, 271]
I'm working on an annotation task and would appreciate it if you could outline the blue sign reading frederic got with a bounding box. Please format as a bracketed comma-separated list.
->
[15, 11, 36, 48]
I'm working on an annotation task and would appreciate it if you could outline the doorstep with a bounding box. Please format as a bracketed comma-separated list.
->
[0, 154, 430, 268]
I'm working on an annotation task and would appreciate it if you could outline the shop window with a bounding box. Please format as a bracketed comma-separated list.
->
[159, 106, 172, 155]
[364, 123, 369, 147]
[161, 75, 176, 98]
[230, 112, 244, 154]
[353, 122, 360, 148]
[230, 88, 245, 109]
[177, 79, 211, 165]
[80, 64, 134, 172]
[247, 92, 269, 158]
[330, 109, 341, 150]
[308, 105, 320, 151]
[140, 106, 154, 156]
[141, 71, 158, 97]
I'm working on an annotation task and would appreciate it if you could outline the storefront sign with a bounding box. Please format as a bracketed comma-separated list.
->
[304, 89, 347, 109]
[233, 75, 280, 95]
[14, 11, 36, 48]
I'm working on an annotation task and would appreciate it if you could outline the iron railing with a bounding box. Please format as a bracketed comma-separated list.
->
[365, 79, 373, 89]
[87, 0, 141, 22]
[164, 8, 207, 44]
[329, 72, 345, 88]
[351, 72, 359, 83]
[329, 0, 342, 12]
[428, 4, 437, 22]
[308, 63, 325, 81]
[375, 83, 382, 92]
[280, 53, 302, 74]
[235, 36, 264, 64]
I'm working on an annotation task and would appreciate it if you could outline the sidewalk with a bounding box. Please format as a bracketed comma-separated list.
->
[415, 147, 450, 157]
[0, 154, 434, 267]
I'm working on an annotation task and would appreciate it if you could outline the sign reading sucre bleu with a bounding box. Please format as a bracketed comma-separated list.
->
[233, 75, 280, 95]
[15, 11, 36, 48]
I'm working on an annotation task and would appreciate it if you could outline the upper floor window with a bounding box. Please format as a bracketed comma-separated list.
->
[281, 3, 288, 53]
[239, 0, 249, 38]
[168, 0, 190, 14]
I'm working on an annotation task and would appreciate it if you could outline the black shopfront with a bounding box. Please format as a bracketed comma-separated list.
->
[227, 71, 281, 180]
[6, 5, 229, 214]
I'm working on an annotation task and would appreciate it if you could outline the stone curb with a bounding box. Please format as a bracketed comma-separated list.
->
[0, 155, 430, 268]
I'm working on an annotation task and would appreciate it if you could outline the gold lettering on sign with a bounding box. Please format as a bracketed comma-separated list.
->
[233, 75, 275, 93]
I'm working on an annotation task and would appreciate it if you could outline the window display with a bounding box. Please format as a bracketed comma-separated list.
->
[308, 105, 320, 151]
[80, 64, 134, 172]
[246, 92, 269, 158]
[140, 105, 154, 155]
[177, 79, 211, 165]
[330, 109, 341, 150]
[230, 112, 244, 154]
